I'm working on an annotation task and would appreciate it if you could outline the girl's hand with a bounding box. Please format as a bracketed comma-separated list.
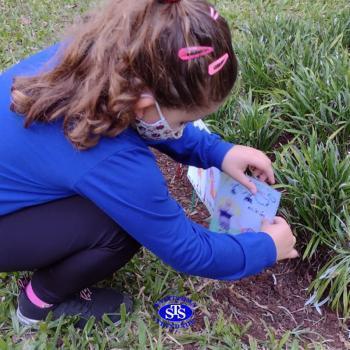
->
[261, 217, 299, 261]
[221, 145, 275, 194]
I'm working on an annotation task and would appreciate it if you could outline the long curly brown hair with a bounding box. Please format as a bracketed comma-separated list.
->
[10, 0, 238, 150]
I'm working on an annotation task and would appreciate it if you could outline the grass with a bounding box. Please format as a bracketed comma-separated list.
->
[1, 255, 317, 349]
[215, 0, 350, 155]
[0, 0, 94, 71]
[274, 136, 350, 315]
[1, 0, 349, 348]
[206, 90, 283, 153]
[214, 0, 350, 321]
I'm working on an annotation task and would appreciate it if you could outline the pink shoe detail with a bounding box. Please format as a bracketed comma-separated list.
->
[80, 288, 92, 301]
[25, 281, 54, 309]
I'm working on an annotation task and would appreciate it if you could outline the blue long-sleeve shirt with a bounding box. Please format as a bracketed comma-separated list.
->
[0, 43, 277, 280]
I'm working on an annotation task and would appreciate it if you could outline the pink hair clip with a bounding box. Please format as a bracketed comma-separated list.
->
[178, 46, 214, 61]
[208, 53, 229, 75]
[210, 6, 219, 20]
[178, 46, 229, 76]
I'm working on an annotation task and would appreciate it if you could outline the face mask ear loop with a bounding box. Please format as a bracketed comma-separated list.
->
[154, 101, 166, 122]
[140, 93, 153, 99]
[138, 94, 165, 123]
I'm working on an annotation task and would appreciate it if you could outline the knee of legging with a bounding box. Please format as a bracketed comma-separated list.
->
[102, 227, 142, 255]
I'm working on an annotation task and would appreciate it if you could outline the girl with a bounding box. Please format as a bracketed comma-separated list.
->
[0, 0, 298, 328]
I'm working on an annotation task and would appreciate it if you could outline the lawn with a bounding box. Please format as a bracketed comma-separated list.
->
[0, 0, 349, 348]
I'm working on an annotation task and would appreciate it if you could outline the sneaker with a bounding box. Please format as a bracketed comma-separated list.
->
[16, 286, 133, 329]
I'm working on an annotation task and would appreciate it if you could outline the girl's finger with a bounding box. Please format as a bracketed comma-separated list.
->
[234, 172, 258, 194]
[262, 165, 275, 184]
[259, 173, 268, 182]
[251, 157, 275, 184]
[251, 169, 269, 184]
[252, 170, 262, 179]
[273, 216, 287, 225]
[287, 249, 299, 259]
[249, 166, 256, 172]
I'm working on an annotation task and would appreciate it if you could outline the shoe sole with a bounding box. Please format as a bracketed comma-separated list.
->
[16, 307, 40, 326]
[16, 307, 122, 327]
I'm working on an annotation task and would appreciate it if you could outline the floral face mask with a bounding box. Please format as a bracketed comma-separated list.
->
[134, 94, 185, 140]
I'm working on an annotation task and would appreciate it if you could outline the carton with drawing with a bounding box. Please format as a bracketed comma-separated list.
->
[187, 120, 281, 235]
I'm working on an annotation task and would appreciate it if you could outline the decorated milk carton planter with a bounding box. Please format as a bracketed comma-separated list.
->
[187, 120, 281, 235]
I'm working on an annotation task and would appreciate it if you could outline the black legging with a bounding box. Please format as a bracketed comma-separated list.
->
[0, 195, 142, 304]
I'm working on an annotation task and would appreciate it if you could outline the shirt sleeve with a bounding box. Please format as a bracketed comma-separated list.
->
[73, 146, 277, 281]
[144, 122, 234, 171]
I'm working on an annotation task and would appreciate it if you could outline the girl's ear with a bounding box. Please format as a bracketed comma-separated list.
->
[133, 95, 155, 119]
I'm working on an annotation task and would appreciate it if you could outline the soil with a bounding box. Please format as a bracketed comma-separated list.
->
[153, 149, 349, 350]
